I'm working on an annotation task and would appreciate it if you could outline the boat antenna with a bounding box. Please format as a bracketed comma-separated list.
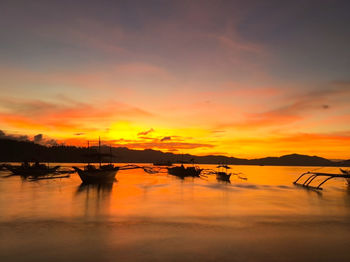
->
[87, 140, 90, 166]
[99, 136, 101, 168]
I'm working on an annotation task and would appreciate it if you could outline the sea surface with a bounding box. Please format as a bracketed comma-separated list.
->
[1, 164, 350, 262]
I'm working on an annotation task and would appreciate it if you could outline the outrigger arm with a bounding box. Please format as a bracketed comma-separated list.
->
[293, 171, 350, 190]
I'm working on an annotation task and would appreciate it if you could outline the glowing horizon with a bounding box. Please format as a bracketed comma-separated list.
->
[0, 1, 349, 159]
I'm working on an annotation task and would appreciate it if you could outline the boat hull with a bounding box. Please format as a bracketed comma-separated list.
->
[167, 166, 202, 178]
[6, 165, 60, 177]
[216, 172, 231, 181]
[73, 167, 119, 184]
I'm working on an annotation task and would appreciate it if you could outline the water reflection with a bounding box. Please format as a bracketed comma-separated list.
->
[1, 164, 350, 261]
[76, 183, 114, 195]
[216, 178, 231, 184]
[307, 188, 323, 199]
[74, 183, 115, 218]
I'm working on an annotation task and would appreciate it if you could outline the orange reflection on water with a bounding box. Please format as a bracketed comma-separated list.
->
[1, 164, 350, 223]
[1, 164, 350, 261]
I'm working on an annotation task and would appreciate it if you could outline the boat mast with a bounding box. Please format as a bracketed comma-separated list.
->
[87, 141, 90, 166]
[98, 136, 101, 168]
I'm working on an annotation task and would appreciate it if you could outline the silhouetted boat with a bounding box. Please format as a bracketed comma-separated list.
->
[215, 164, 232, 181]
[153, 161, 173, 166]
[216, 171, 231, 181]
[74, 137, 119, 184]
[167, 165, 202, 178]
[73, 165, 119, 184]
[6, 162, 60, 177]
[293, 169, 350, 190]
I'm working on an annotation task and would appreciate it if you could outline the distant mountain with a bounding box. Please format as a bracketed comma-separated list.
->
[337, 159, 350, 167]
[0, 138, 349, 167]
[247, 154, 334, 166]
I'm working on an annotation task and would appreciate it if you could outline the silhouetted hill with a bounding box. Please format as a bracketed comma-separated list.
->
[0, 139, 96, 163]
[338, 159, 350, 167]
[0, 138, 349, 167]
[247, 154, 334, 166]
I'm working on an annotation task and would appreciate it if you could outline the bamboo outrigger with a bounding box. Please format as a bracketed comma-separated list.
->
[293, 169, 350, 190]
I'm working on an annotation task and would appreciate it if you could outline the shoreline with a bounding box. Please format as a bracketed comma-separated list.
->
[1, 161, 350, 167]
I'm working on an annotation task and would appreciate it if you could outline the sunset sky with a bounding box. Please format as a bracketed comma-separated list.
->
[1, 0, 349, 159]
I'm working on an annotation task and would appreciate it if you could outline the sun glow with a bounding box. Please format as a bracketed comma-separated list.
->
[0, 0, 349, 159]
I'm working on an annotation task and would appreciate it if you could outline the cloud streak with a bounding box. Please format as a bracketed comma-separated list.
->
[1, 1, 350, 158]
[217, 82, 350, 130]
[160, 136, 171, 142]
[137, 128, 154, 136]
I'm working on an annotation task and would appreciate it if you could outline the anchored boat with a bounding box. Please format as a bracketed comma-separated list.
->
[215, 164, 232, 181]
[167, 164, 202, 178]
[293, 168, 350, 190]
[74, 137, 119, 184]
[216, 171, 231, 181]
[6, 162, 60, 177]
[73, 164, 119, 184]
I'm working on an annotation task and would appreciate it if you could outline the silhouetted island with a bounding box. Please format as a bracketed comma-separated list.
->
[0, 138, 349, 167]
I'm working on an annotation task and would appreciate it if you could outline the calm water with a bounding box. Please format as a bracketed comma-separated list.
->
[1, 164, 350, 262]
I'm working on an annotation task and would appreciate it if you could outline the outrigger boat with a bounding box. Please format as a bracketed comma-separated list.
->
[73, 164, 119, 184]
[215, 164, 232, 181]
[5, 162, 60, 177]
[73, 138, 119, 184]
[293, 168, 350, 190]
[167, 164, 202, 178]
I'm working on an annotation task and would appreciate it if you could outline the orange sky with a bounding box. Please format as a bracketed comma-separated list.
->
[0, 1, 349, 159]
